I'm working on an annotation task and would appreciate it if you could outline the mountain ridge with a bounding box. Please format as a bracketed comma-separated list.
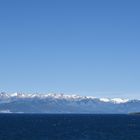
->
[0, 92, 140, 114]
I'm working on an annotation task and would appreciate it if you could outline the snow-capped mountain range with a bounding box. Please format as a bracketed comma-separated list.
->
[0, 92, 139, 114]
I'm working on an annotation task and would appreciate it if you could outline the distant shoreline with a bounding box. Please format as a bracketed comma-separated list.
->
[129, 112, 140, 115]
[0, 113, 131, 115]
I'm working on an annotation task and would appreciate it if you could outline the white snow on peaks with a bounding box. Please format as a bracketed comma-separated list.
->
[10, 93, 18, 97]
[100, 98, 110, 102]
[0, 92, 131, 104]
[111, 98, 129, 104]
[99, 98, 129, 104]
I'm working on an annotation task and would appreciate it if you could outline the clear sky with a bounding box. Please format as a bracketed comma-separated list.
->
[0, 0, 140, 98]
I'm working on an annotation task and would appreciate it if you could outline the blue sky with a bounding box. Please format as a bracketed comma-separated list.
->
[0, 0, 140, 98]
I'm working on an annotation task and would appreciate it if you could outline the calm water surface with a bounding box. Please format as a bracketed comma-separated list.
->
[0, 114, 140, 140]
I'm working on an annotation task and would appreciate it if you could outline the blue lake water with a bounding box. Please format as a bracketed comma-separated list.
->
[0, 114, 140, 140]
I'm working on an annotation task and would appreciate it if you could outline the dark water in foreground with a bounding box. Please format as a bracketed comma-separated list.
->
[0, 114, 140, 140]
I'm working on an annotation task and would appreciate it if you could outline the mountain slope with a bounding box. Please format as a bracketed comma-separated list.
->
[0, 92, 140, 114]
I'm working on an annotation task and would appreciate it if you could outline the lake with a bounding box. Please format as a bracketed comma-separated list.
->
[0, 114, 140, 140]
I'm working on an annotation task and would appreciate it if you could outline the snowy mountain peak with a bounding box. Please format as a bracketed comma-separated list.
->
[111, 98, 129, 104]
[99, 98, 110, 102]
[0, 92, 139, 114]
[99, 98, 129, 104]
[0, 92, 131, 104]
